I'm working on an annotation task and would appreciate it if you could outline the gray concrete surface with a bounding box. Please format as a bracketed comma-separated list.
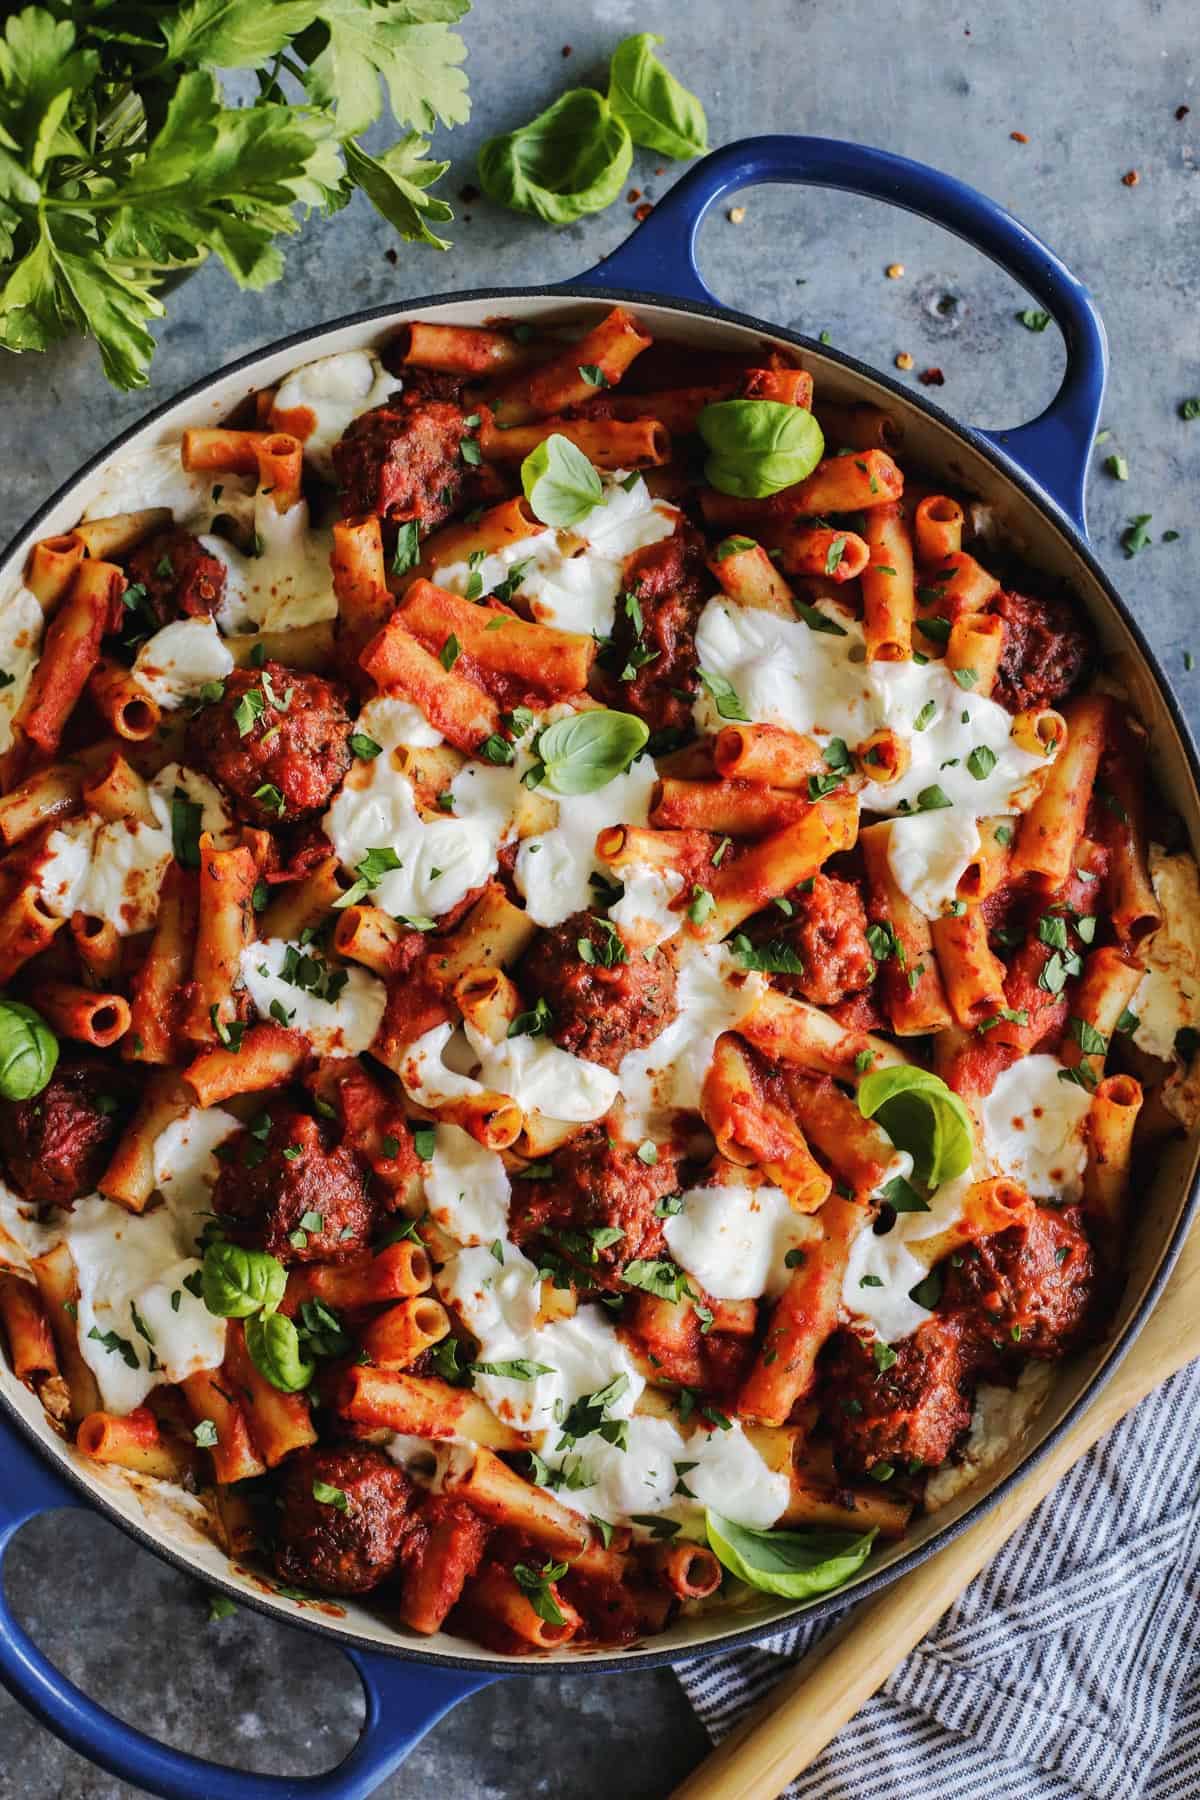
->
[0, 0, 1196, 1793]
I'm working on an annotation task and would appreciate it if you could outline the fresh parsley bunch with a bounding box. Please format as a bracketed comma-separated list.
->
[0, 1, 472, 388]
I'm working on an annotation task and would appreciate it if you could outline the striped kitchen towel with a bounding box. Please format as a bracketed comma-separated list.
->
[676, 1361, 1200, 1800]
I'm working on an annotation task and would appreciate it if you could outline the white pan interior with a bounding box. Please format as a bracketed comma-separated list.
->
[2, 293, 1197, 1666]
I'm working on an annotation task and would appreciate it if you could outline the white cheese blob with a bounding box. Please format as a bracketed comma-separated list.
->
[618, 944, 766, 1134]
[431, 473, 677, 638]
[980, 1054, 1090, 1200]
[132, 617, 233, 709]
[422, 1124, 511, 1246]
[1132, 847, 1200, 1061]
[539, 1412, 789, 1531]
[886, 812, 981, 920]
[270, 350, 399, 480]
[353, 694, 443, 752]
[63, 1106, 239, 1413]
[436, 1243, 644, 1434]
[240, 937, 386, 1057]
[664, 1182, 818, 1301]
[841, 1166, 972, 1343]
[203, 494, 335, 635]
[693, 596, 1052, 817]
[464, 1021, 621, 1124]
[324, 748, 520, 924]
[0, 586, 43, 753]
[38, 764, 233, 934]
[609, 865, 685, 946]
[514, 754, 658, 928]
[399, 1023, 488, 1107]
[82, 445, 256, 532]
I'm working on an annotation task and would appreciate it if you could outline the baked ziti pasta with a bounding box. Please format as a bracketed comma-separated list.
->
[0, 314, 1191, 1649]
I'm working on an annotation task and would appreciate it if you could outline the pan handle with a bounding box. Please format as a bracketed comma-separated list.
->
[576, 135, 1107, 538]
[0, 1416, 496, 1800]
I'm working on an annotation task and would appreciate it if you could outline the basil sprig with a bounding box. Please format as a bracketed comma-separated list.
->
[706, 1513, 877, 1599]
[857, 1067, 974, 1190]
[607, 33, 708, 159]
[478, 88, 632, 227]
[698, 400, 825, 499]
[0, 1000, 58, 1101]
[478, 36, 706, 225]
[525, 708, 649, 796]
[521, 432, 604, 527]
[200, 1239, 314, 1395]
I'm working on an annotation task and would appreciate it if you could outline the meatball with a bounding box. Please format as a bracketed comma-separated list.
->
[821, 1318, 979, 1476]
[274, 1447, 417, 1596]
[751, 873, 874, 1007]
[941, 1204, 1097, 1359]
[599, 524, 710, 737]
[124, 527, 226, 628]
[211, 1108, 377, 1265]
[186, 661, 352, 825]
[0, 1059, 131, 1207]
[509, 1128, 681, 1290]
[332, 396, 482, 535]
[990, 589, 1089, 713]
[518, 912, 678, 1071]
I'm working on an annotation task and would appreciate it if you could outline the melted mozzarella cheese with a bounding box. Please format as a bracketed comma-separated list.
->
[422, 1124, 511, 1246]
[436, 1242, 644, 1433]
[203, 495, 335, 634]
[39, 764, 233, 934]
[514, 754, 658, 928]
[694, 596, 1052, 816]
[324, 748, 520, 924]
[841, 1166, 970, 1343]
[465, 1022, 621, 1123]
[980, 1054, 1090, 1200]
[132, 617, 234, 708]
[240, 937, 386, 1057]
[1132, 847, 1200, 1060]
[0, 586, 43, 753]
[664, 1182, 819, 1301]
[887, 812, 981, 919]
[353, 694, 443, 752]
[619, 944, 766, 1133]
[64, 1106, 239, 1412]
[540, 1412, 790, 1531]
[270, 351, 399, 480]
[82, 445, 256, 532]
[399, 1023, 486, 1106]
[432, 473, 677, 637]
[609, 865, 684, 946]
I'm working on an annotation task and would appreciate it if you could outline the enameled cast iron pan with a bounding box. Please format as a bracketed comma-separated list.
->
[1, 137, 1197, 1800]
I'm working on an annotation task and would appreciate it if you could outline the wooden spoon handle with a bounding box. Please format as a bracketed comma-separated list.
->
[670, 1228, 1200, 1800]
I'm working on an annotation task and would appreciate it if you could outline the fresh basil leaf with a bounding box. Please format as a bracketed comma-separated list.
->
[520, 431, 604, 527]
[170, 788, 205, 868]
[478, 88, 632, 226]
[201, 1241, 287, 1320]
[472, 1359, 556, 1381]
[858, 1067, 974, 1189]
[0, 1001, 58, 1101]
[606, 33, 708, 160]
[698, 400, 825, 499]
[244, 1310, 314, 1393]
[706, 1512, 877, 1600]
[698, 668, 749, 721]
[529, 708, 649, 796]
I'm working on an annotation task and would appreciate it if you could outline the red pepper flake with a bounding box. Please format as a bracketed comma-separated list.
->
[655, 166, 667, 176]
[1122, 169, 1140, 186]
[460, 184, 480, 204]
[562, 44, 572, 56]
[919, 367, 946, 387]
[634, 202, 654, 223]
[627, 188, 642, 203]
[1010, 130, 1029, 143]
[1176, 104, 1190, 119]
[384, 248, 398, 265]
